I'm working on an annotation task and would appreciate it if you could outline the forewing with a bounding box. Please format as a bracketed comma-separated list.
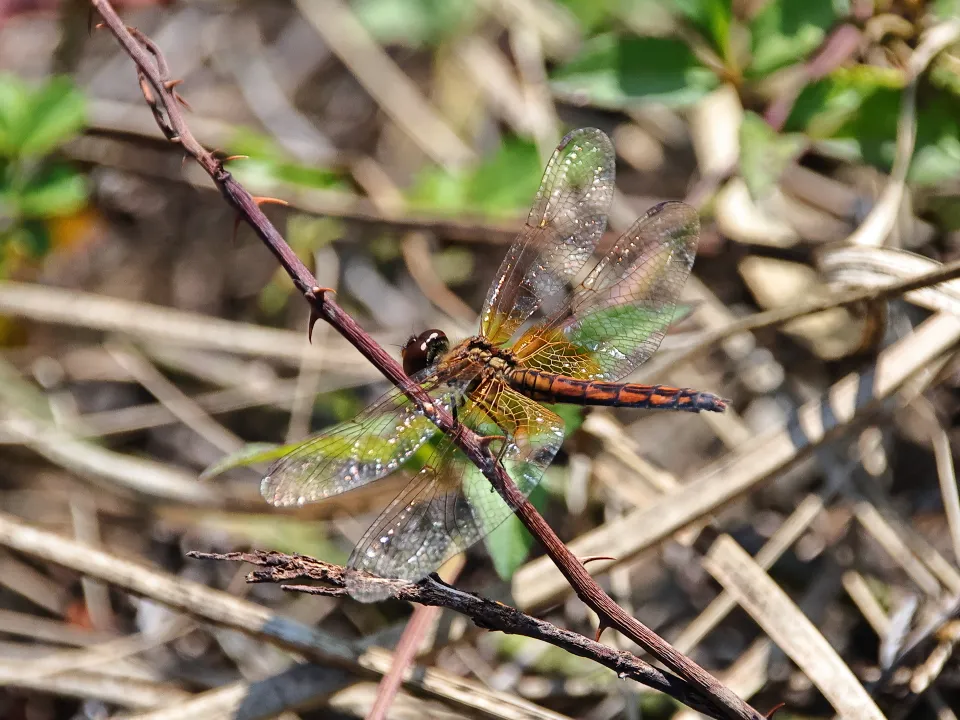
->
[480, 128, 615, 345]
[261, 369, 471, 507]
[513, 201, 700, 381]
[345, 382, 564, 602]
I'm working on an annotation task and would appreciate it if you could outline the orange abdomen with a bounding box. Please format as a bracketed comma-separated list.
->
[509, 369, 727, 413]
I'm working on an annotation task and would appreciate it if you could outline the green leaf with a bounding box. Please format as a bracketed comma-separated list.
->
[0, 75, 30, 157]
[785, 65, 904, 138]
[545, 402, 584, 439]
[354, 0, 477, 47]
[231, 157, 346, 192]
[407, 167, 470, 214]
[739, 111, 807, 198]
[10, 219, 50, 258]
[408, 136, 543, 216]
[933, 0, 960, 21]
[482, 484, 549, 580]
[272, 163, 347, 191]
[18, 76, 86, 157]
[18, 163, 88, 217]
[787, 66, 960, 186]
[0, 162, 16, 220]
[226, 128, 348, 191]
[748, 0, 841, 78]
[466, 138, 543, 215]
[200, 442, 285, 480]
[556, 0, 621, 31]
[930, 56, 960, 98]
[676, 0, 734, 61]
[551, 34, 720, 109]
[910, 125, 960, 187]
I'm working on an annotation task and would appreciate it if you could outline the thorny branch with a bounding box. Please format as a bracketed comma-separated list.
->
[89, 2, 764, 718]
[190, 550, 726, 719]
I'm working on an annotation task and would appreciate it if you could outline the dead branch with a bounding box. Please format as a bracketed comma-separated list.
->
[189, 549, 725, 719]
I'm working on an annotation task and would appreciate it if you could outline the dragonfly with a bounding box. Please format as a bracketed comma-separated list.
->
[261, 128, 726, 602]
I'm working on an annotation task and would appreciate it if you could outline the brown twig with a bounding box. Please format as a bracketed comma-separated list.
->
[190, 550, 726, 719]
[89, 3, 762, 718]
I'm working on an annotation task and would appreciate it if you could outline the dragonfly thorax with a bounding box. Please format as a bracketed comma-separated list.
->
[461, 336, 518, 374]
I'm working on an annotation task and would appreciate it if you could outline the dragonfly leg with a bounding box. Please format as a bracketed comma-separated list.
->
[478, 433, 510, 466]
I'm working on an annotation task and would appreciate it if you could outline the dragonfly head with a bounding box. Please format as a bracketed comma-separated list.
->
[401, 330, 449, 376]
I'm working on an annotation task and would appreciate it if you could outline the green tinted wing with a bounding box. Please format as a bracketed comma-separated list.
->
[514, 201, 699, 382]
[563, 201, 699, 380]
[261, 373, 468, 507]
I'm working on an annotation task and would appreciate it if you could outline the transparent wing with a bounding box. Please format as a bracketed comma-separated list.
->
[261, 368, 475, 507]
[480, 128, 615, 345]
[345, 381, 564, 601]
[513, 201, 700, 381]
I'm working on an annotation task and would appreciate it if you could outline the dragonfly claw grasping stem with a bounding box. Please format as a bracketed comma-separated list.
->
[478, 433, 509, 463]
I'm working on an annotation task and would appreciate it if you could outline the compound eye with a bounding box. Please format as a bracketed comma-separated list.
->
[401, 330, 448, 376]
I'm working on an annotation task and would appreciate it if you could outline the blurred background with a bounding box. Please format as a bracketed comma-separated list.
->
[2, 0, 960, 718]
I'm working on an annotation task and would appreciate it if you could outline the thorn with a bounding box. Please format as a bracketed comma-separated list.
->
[164, 79, 184, 90]
[308, 309, 320, 343]
[223, 155, 249, 163]
[580, 555, 617, 567]
[765, 703, 786, 718]
[305, 287, 335, 344]
[94, 22, 105, 30]
[170, 136, 182, 144]
[594, 622, 608, 642]
[252, 196, 289, 208]
[174, 91, 192, 111]
[306, 286, 336, 301]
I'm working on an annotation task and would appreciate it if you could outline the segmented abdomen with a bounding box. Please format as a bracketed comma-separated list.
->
[509, 369, 726, 413]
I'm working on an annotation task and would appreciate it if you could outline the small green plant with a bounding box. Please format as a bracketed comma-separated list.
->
[0, 75, 88, 276]
[550, 0, 960, 200]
